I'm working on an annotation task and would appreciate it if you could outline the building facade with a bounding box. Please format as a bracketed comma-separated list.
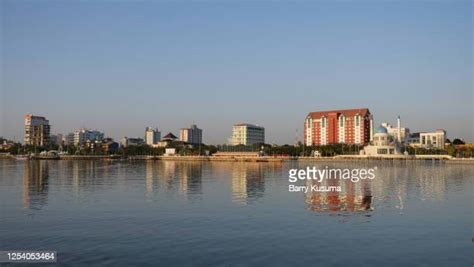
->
[121, 137, 145, 147]
[381, 116, 409, 143]
[361, 126, 403, 157]
[420, 130, 446, 149]
[304, 108, 372, 146]
[73, 129, 104, 146]
[231, 124, 265, 145]
[65, 133, 75, 146]
[50, 133, 63, 146]
[179, 124, 203, 145]
[24, 114, 50, 146]
[145, 127, 161, 145]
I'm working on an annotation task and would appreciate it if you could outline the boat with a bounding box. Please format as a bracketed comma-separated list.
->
[15, 155, 31, 160]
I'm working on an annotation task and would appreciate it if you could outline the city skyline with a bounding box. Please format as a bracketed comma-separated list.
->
[1, 1, 472, 143]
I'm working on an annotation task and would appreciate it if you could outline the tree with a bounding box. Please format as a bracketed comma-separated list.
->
[452, 138, 465, 145]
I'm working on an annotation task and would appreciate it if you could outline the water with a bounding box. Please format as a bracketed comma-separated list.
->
[0, 160, 472, 266]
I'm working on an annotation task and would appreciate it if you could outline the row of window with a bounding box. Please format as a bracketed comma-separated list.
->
[307, 115, 362, 129]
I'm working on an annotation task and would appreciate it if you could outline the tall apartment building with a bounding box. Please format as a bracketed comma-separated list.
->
[231, 124, 265, 145]
[179, 124, 203, 145]
[304, 108, 372, 146]
[145, 127, 161, 145]
[24, 114, 50, 146]
[73, 129, 104, 146]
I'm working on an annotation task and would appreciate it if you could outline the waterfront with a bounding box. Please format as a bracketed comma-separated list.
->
[0, 160, 472, 266]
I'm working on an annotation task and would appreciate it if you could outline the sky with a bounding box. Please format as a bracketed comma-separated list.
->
[1, 0, 472, 144]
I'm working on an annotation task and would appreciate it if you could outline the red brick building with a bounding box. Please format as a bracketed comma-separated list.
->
[304, 108, 373, 146]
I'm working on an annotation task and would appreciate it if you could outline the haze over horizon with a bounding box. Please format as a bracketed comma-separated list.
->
[1, 1, 472, 144]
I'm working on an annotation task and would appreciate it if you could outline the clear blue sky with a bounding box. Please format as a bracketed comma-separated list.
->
[1, 1, 472, 144]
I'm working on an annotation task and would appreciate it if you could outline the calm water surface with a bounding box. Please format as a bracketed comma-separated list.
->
[0, 160, 472, 266]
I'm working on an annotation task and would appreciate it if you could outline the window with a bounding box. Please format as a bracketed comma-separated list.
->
[306, 118, 312, 129]
[321, 117, 326, 128]
[355, 115, 360, 126]
[339, 117, 344, 127]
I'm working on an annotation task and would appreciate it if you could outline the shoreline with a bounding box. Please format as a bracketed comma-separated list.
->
[1, 154, 473, 163]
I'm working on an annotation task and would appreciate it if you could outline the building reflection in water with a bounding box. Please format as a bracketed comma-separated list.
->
[145, 161, 203, 201]
[304, 161, 454, 214]
[68, 160, 114, 193]
[23, 161, 49, 210]
[178, 162, 202, 200]
[145, 161, 156, 198]
[305, 175, 373, 213]
[20, 160, 461, 213]
[231, 163, 265, 205]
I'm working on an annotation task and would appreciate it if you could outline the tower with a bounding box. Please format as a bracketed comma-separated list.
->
[369, 114, 374, 142]
[397, 115, 401, 143]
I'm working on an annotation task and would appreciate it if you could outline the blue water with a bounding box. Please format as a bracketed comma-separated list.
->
[0, 160, 472, 266]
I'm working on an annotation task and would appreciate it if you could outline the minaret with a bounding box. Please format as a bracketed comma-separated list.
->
[397, 115, 401, 143]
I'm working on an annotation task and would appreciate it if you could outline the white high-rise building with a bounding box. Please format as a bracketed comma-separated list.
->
[231, 124, 265, 145]
[179, 124, 202, 145]
[145, 127, 161, 145]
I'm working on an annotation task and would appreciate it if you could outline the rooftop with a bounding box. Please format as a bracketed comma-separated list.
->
[233, 123, 263, 128]
[307, 108, 370, 119]
[162, 132, 178, 140]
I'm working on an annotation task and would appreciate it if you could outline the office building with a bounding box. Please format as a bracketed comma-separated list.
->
[24, 114, 50, 146]
[179, 124, 203, 145]
[304, 108, 372, 146]
[145, 127, 161, 145]
[231, 124, 265, 145]
[73, 129, 104, 146]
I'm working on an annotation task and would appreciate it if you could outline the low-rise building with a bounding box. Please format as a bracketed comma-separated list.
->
[101, 139, 119, 154]
[408, 130, 446, 149]
[121, 137, 145, 147]
[231, 123, 265, 145]
[361, 126, 403, 157]
[0, 139, 15, 151]
[420, 130, 446, 149]
[164, 148, 177, 156]
[156, 133, 179, 147]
